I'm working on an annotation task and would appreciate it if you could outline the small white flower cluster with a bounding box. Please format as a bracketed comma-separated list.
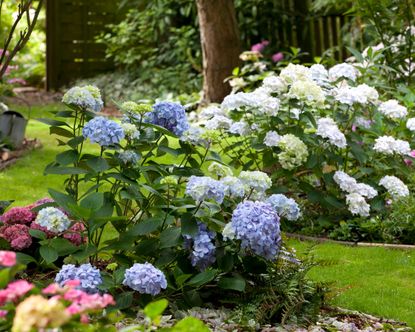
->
[379, 176, 409, 200]
[288, 79, 325, 108]
[406, 118, 415, 131]
[280, 63, 311, 84]
[333, 171, 377, 216]
[229, 121, 251, 136]
[316, 117, 347, 148]
[262, 75, 287, 93]
[354, 116, 372, 129]
[328, 63, 359, 81]
[263, 131, 281, 147]
[378, 99, 407, 120]
[277, 134, 309, 170]
[334, 84, 378, 105]
[205, 115, 233, 130]
[373, 136, 411, 155]
[309, 64, 329, 86]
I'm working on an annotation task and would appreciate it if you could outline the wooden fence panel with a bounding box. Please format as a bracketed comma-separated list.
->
[46, 0, 121, 90]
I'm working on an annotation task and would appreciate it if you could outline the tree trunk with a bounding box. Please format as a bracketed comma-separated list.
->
[196, 0, 241, 103]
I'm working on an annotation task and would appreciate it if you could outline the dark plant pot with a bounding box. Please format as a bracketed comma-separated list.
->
[0, 111, 27, 148]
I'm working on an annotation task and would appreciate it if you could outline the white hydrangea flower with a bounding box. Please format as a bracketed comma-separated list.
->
[229, 121, 251, 136]
[316, 117, 347, 148]
[378, 99, 407, 120]
[208, 162, 233, 178]
[333, 85, 355, 105]
[200, 105, 226, 119]
[346, 193, 371, 217]
[333, 84, 378, 105]
[354, 116, 372, 129]
[309, 64, 329, 86]
[221, 176, 245, 198]
[277, 134, 309, 170]
[333, 171, 377, 199]
[239, 171, 272, 192]
[379, 176, 409, 199]
[180, 126, 207, 146]
[205, 115, 233, 130]
[279, 63, 311, 84]
[373, 136, 411, 155]
[229, 77, 247, 90]
[406, 118, 415, 131]
[264, 131, 281, 147]
[262, 75, 287, 93]
[288, 79, 325, 107]
[328, 63, 359, 81]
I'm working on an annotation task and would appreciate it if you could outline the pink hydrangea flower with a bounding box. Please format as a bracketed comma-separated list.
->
[30, 221, 57, 238]
[63, 223, 86, 246]
[0, 280, 34, 305]
[251, 40, 269, 53]
[410, 150, 415, 158]
[0, 224, 32, 250]
[0, 310, 7, 318]
[0, 251, 16, 267]
[42, 283, 62, 295]
[272, 52, 284, 62]
[0, 207, 35, 225]
[404, 159, 413, 166]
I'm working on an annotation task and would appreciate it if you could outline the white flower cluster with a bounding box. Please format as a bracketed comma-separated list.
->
[264, 131, 281, 147]
[373, 136, 411, 155]
[328, 63, 359, 81]
[221, 89, 280, 116]
[229, 121, 251, 135]
[334, 84, 378, 105]
[279, 63, 311, 84]
[316, 117, 347, 148]
[333, 171, 377, 216]
[262, 75, 287, 93]
[309, 64, 329, 86]
[277, 134, 309, 170]
[406, 118, 415, 131]
[379, 176, 409, 199]
[378, 99, 407, 120]
[288, 79, 325, 107]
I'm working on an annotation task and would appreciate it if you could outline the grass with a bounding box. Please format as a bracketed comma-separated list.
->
[2, 103, 415, 327]
[290, 239, 415, 327]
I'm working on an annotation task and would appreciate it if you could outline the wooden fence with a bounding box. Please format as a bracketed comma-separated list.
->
[46, 0, 121, 90]
[46, 0, 352, 90]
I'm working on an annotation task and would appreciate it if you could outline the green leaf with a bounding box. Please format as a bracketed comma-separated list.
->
[113, 291, 133, 310]
[129, 218, 163, 236]
[37, 118, 68, 127]
[218, 276, 246, 291]
[181, 213, 198, 237]
[346, 46, 364, 63]
[16, 253, 36, 265]
[187, 269, 217, 287]
[49, 238, 77, 256]
[172, 317, 210, 332]
[160, 227, 181, 249]
[50, 126, 73, 138]
[56, 150, 78, 165]
[72, 244, 97, 262]
[144, 299, 168, 320]
[29, 229, 47, 240]
[80, 192, 104, 211]
[48, 189, 76, 212]
[40, 246, 58, 264]
[86, 157, 110, 173]
[45, 165, 88, 175]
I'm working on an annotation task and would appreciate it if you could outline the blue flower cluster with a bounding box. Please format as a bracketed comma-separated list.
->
[266, 194, 301, 221]
[35, 207, 71, 233]
[145, 102, 189, 136]
[118, 150, 140, 165]
[62, 86, 103, 112]
[55, 263, 102, 293]
[123, 262, 167, 296]
[83, 116, 125, 147]
[228, 200, 281, 260]
[184, 223, 216, 271]
[185, 176, 226, 204]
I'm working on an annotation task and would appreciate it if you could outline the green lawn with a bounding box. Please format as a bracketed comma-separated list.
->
[2, 103, 415, 327]
[291, 239, 415, 327]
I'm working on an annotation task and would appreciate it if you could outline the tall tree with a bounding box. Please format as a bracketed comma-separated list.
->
[196, 0, 241, 103]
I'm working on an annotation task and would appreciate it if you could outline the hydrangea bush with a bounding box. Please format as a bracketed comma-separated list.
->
[193, 61, 413, 232]
[31, 85, 321, 320]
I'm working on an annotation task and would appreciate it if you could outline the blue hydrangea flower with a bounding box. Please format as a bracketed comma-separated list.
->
[266, 194, 301, 221]
[145, 101, 189, 136]
[83, 116, 125, 147]
[62, 86, 103, 112]
[183, 223, 216, 271]
[185, 176, 226, 204]
[226, 200, 281, 260]
[35, 207, 71, 233]
[55, 263, 102, 293]
[123, 263, 167, 295]
[118, 150, 139, 165]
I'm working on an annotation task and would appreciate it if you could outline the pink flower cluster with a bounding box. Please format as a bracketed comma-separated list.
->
[0, 198, 85, 251]
[0, 280, 34, 306]
[0, 251, 16, 267]
[251, 40, 269, 53]
[43, 280, 115, 322]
